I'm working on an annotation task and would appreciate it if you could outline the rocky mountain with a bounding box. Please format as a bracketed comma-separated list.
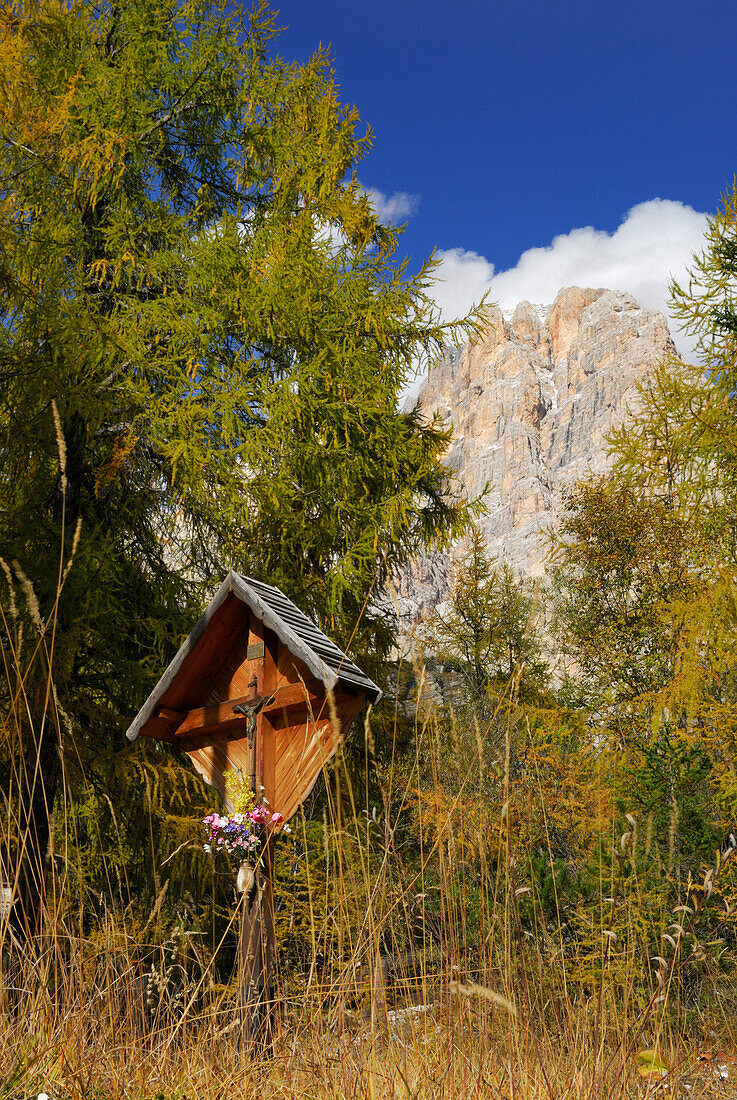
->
[397, 286, 675, 626]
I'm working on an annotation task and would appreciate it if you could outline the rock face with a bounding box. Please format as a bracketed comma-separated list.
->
[397, 286, 675, 624]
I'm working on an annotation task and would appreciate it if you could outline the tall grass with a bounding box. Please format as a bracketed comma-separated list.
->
[1, 603, 736, 1099]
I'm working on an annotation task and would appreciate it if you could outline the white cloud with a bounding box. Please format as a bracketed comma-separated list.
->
[367, 188, 420, 225]
[430, 199, 708, 360]
[426, 247, 496, 331]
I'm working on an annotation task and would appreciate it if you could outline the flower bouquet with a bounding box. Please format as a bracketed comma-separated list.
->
[202, 769, 287, 858]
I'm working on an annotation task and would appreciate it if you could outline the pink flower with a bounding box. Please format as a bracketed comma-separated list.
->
[250, 805, 267, 825]
[270, 812, 284, 825]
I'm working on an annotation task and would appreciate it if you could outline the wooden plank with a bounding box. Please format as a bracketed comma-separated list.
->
[174, 694, 255, 738]
[141, 717, 179, 743]
[156, 706, 184, 724]
[259, 627, 278, 809]
[126, 573, 236, 741]
[182, 690, 365, 814]
[204, 606, 251, 706]
[265, 680, 325, 717]
[249, 616, 265, 799]
[334, 693, 367, 735]
[273, 725, 290, 767]
[158, 592, 246, 709]
[172, 679, 326, 740]
[276, 646, 316, 691]
[275, 717, 336, 820]
[272, 693, 367, 821]
[184, 741, 231, 803]
[227, 660, 259, 700]
[184, 736, 254, 808]
[279, 723, 339, 821]
[262, 716, 276, 816]
[223, 736, 253, 781]
[273, 728, 306, 817]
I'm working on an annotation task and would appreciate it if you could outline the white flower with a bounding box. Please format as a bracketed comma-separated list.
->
[203, 843, 211, 853]
[38, 1093, 51, 1100]
[717, 1065, 729, 1080]
[234, 813, 244, 824]
[283, 824, 291, 833]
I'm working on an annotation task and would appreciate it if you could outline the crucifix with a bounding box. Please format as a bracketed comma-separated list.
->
[125, 571, 382, 1052]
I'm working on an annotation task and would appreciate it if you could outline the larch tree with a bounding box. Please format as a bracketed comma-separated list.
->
[551, 480, 705, 704]
[0, 0, 478, 939]
[431, 526, 547, 706]
[552, 182, 737, 869]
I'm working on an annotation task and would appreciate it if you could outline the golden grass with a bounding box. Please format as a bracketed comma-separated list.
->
[2, 744, 735, 1100]
[1, 571, 736, 1099]
[2, 976, 736, 1100]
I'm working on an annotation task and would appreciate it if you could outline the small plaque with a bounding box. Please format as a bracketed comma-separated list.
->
[247, 641, 265, 660]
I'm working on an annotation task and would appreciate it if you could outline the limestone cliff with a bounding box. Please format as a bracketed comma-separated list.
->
[397, 286, 674, 624]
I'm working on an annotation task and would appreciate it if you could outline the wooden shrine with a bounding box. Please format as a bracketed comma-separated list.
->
[125, 570, 382, 1046]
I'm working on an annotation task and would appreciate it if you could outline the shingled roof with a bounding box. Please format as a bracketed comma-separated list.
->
[126, 570, 382, 743]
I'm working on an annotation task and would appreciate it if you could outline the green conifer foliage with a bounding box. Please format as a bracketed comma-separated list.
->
[0, 0, 478, 936]
[431, 526, 548, 706]
[552, 480, 705, 703]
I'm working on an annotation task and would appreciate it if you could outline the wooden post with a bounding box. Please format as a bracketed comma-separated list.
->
[237, 616, 278, 1055]
[237, 837, 276, 1054]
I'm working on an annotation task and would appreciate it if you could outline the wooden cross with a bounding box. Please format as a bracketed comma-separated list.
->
[125, 571, 383, 1053]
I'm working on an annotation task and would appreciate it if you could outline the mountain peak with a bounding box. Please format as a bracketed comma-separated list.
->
[398, 287, 675, 625]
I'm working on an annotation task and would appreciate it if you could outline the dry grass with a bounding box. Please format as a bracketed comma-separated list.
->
[2, 741, 735, 1100]
[1, 572, 736, 1099]
[2, 974, 736, 1100]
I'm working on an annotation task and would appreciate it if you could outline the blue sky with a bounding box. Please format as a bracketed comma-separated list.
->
[273, 0, 736, 355]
